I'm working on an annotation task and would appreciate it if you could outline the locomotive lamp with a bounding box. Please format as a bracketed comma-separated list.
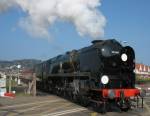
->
[101, 75, 109, 84]
[121, 53, 128, 62]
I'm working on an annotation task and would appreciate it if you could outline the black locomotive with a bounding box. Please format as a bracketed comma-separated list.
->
[35, 39, 142, 112]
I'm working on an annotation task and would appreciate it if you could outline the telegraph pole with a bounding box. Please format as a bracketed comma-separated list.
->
[17, 65, 21, 85]
[9, 74, 12, 93]
[32, 73, 36, 96]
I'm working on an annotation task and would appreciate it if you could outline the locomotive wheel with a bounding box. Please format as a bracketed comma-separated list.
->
[94, 102, 107, 114]
[68, 91, 73, 100]
[101, 102, 107, 114]
[121, 107, 130, 112]
[62, 91, 66, 97]
[108, 101, 121, 112]
[73, 94, 78, 102]
[118, 100, 131, 112]
[81, 96, 89, 107]
[120, 102, 130, 112]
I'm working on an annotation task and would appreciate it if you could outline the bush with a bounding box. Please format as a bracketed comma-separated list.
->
[136, 75, 150, 84]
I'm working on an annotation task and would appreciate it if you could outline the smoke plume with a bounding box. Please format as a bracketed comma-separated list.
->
[0, 0, 16, 12]
[0, 0, 106, 39]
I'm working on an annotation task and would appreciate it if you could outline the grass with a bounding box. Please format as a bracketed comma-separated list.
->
[136, 75, 150, 84]
[6, 78, 17, 92]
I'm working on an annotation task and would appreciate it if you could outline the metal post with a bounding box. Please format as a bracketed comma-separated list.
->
[18, 67, 19, 84]
[142, 97, 144, 108]
[137, 96, 139, 108]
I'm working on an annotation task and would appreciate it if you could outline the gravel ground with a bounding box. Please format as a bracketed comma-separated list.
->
[0, 92, 150, 116]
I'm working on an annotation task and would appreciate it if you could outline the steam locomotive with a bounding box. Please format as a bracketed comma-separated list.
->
[35, 39, 143, 113]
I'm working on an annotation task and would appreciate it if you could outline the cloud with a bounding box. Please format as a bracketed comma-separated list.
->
[0, 0, 106, 39]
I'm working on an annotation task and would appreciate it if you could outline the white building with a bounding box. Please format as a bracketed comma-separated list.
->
[0, 72, 7, 96]
[135, 63, 150, 78]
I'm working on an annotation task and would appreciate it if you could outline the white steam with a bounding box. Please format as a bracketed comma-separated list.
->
[0, 0, 106, 39]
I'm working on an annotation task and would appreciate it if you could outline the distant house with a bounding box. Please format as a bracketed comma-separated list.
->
[20, 69, 33, 80]
[135, 63, 150, 78]
[0, 72, 7, 96]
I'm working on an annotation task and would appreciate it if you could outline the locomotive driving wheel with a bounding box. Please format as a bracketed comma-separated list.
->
[80, 96, 89, 107]
[94, 101, 108, 114]
[118, 101, 130, 112]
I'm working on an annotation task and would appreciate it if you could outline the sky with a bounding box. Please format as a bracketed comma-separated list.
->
[0, 0, 150, 65]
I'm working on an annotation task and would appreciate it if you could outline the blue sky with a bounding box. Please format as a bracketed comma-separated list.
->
[0, 0, 150, 65]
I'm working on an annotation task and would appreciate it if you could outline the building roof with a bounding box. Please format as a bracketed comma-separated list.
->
[136, 63, 150, 72]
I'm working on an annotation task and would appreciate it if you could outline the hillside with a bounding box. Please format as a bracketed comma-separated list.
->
[0, 59, 42, 70]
